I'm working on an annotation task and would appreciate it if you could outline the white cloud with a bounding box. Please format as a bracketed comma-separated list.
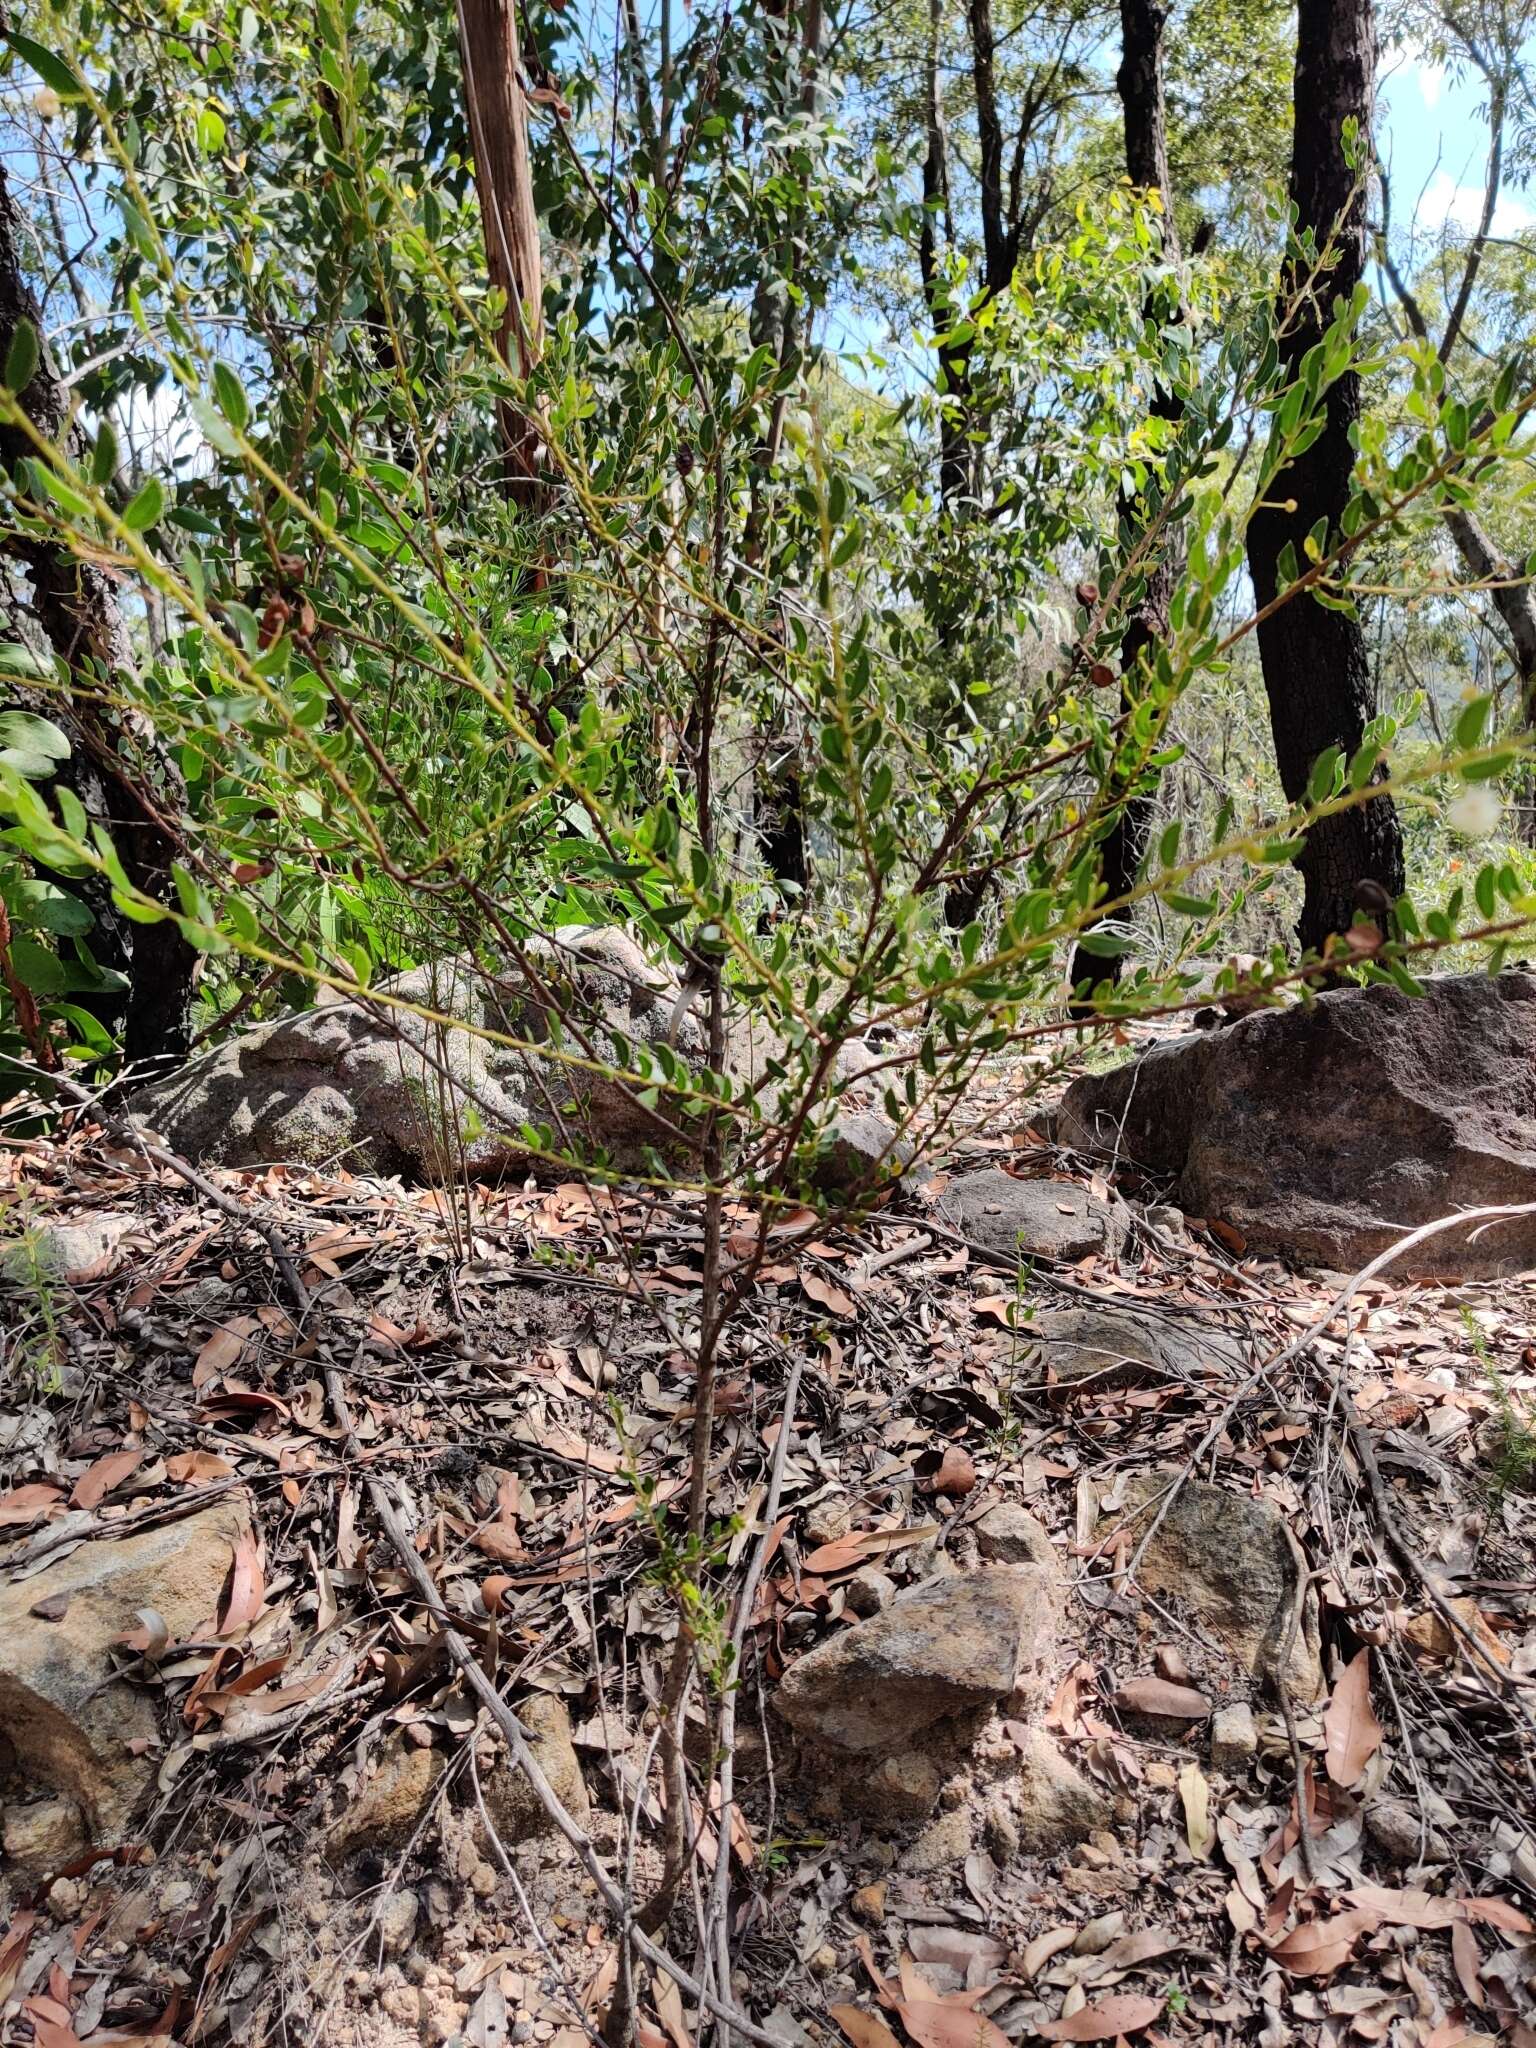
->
[1417, 168, 1536, 236]
[1418, 60, 1445, 110]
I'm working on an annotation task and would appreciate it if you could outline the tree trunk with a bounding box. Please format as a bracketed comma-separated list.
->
[457, 0, 546, 509]
[0, 167, 197, 1070]
[1067, 0, 1183, 1000]
[1246, 0, 1404, 953]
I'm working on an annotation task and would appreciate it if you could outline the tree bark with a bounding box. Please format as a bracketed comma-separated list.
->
[457, 0, 546, 509]
[1246, 0, 1404, 954]
[0, 166, 197, 1069]
[1067, 0, 1183, 1000]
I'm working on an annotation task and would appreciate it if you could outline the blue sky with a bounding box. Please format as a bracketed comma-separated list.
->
[1379, 39, 1532, 237]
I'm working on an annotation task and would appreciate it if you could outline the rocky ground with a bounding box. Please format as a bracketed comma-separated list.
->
[2, 995, 1536, 2048]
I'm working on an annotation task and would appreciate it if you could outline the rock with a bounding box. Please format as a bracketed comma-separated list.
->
[936, 1170, 1127, 1265]
[1210, 1703, 1258, 1770]
[127, 930, 703, 1182]
[1, 1213, 138, 1287]
[845, 1569, 895, 1616]
[850, 1882, 886, 1926]
[1365, 1796, 1448, 1866]
[377, 1889, 419, 1955]
[776, 1568, 1053, 1755]
[900, 1808, 971, 1874]
[806, 1110, 913, 1193]
[856, 1751, 945, 1822]
[802, 1494, 851, 1548]
[1110, 1474, 1322, 1700]
[972, 1504, 1054, 1570]
[481, 1694, 589, 1845]
[0, 1501, 247, 1840]
[2, 1794, 87, 1872]
[1020, 1305, 1240, 1392]
[126, 927, 898, 1193]
[1055, 971, 1536, 1279]
[330, 1733, 443, 1857]
[1012, 1727, 1112, 1848]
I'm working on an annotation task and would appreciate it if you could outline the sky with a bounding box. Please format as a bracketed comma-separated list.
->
[1379, 39, 1533, 238]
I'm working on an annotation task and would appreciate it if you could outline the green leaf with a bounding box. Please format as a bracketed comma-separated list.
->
[212, 361, 250, 432]
[4, 317, 39, 394]
[91, 419, 119, 486]
[0, 710, 71, 778]
[10, 878, 92, 934]
[0, 642, 55, 682]
[1453, 694, 1490, 753]
[122, 476, 166, 533]
[4, 31, 85, 101]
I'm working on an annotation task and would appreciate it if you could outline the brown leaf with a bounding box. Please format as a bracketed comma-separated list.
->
[474, 1525, 526, 1562]
[829, 2008, 904, 2048]
[932, 1445, 977, 1498]
[219, 1529, 264, 1636]
[1462, 1896, 1534, 1933]
[896, 2002, 1011, 2048]
[482, 1575, 514, 1614]
[1451, 1917, 1485, 2009]
[194, 1327, 246, 1382]
[166, 1450, 234, 1485]
[1037, 1993, 1165, 2040]
[0, 1483, 64, 1527]
[1342, 1885, 1460, 1930]
[802, 1271, 856, 1319]
[1097, 1927, 1180, 1971]
[1268, 1910, 1377, 1978]
[71, 1448, 143, 1511]
[1208, 1218, 1248, 1255]
[1114, 1677, 1210, 1721]
[1179, 1759, 1214, 1860]
[1323, 1648, 1382, 1789]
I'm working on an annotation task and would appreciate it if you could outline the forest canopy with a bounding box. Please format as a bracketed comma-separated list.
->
[0, 0, 1534, 1153]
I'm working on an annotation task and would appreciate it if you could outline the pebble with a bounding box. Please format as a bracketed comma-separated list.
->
[850, 1882, 886, 1926]
[845, 1569, 895, 1617]
[1210, 1703, 1258, 1771]
[377, 1888, 419, 1955]
[802, 1495, 851, 1547]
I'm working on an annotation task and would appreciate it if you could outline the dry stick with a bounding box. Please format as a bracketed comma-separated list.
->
[1115, 1201, 1536, 1599]
[706, 1357, 805, 2045]
[318, 1364, 788, 2048]
[47, 1072, 786, 2048]
[28, 1068, 315, 1313]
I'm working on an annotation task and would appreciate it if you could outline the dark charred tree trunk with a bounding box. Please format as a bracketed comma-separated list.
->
[0, 167, 197, 1070]
[1067, 0, 1183, 1003]
[1246, 0, 1404, 953]
[756, 748, 808, 927]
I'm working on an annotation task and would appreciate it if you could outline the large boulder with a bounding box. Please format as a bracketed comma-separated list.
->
[775, 1567, 1054, 1755]
[0, 1502, 248, 1844]
[936, 1169, 1128, 1264]
[127, 929, 699, 1180]
[128, 927, 901, 1190]
[1055, 972, 1536, 1278]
